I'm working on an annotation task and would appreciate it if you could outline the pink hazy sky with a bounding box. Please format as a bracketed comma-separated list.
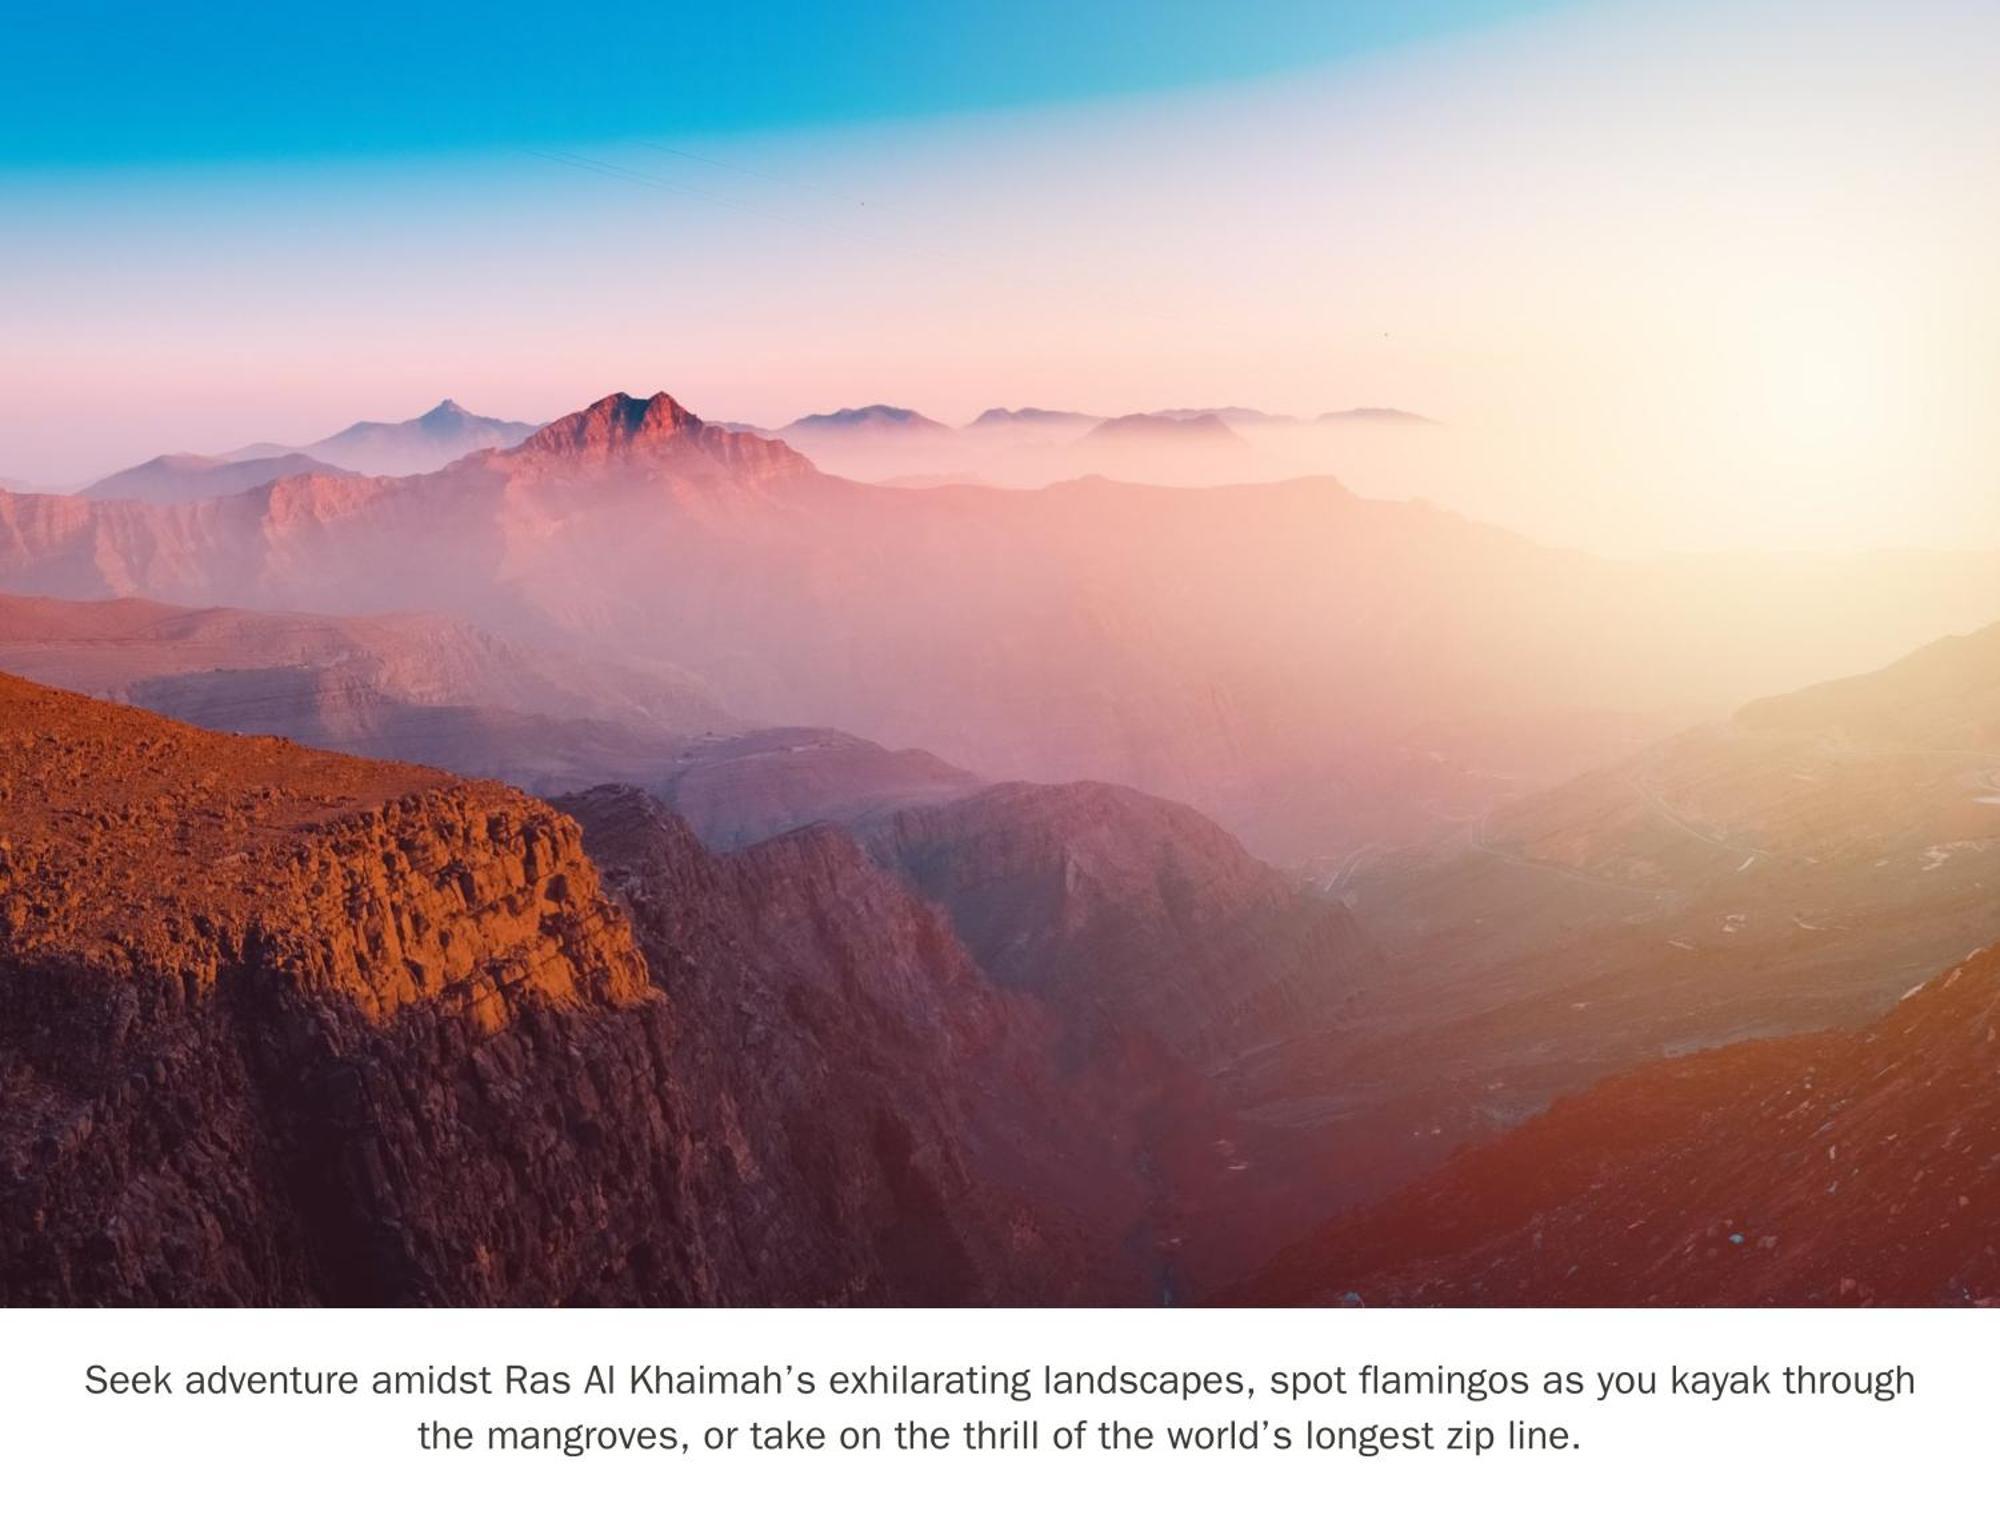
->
[2, 0, 1995, 553]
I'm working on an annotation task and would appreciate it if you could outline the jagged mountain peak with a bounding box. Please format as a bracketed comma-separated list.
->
[511, 391, 817, 483]
[519, 391, 706, 455]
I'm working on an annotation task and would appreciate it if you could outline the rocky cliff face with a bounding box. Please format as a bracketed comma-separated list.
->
[858, 780, 1382, 1296]
[0, 673, 712, 1305]
[0, 676, 1155, 1305]
[554, 786, 1150, 1305]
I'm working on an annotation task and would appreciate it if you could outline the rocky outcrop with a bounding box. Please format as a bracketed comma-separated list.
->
[556, 786, 1149, 1305]
[0, 674, 702, 1305]
[514, 391, 816, 486]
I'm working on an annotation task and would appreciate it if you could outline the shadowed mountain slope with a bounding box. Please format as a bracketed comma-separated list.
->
[1274, 616, 2000, 1214]
[866, 781, 1376, 1062]
[1243, 940, 2000, 1307]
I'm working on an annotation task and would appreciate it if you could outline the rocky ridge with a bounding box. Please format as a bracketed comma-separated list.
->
[0, 674, 693, 1305]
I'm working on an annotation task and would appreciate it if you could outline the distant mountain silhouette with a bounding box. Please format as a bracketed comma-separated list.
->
[299, 398, 538, 474]
[1319, 406, 1437, 425]
[10, 386, 2000, 868]
[1080, 412, 1250, 447]
[782, 404, 951, 435]
[83, 450, 350, 505]
[965, 407, 1105, 430]
[1147, 407, 1298, 426]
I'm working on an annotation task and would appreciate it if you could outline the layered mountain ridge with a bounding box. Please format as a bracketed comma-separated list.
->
[1287, 612, 2000, 1212]
[13, 388, 2000, 866]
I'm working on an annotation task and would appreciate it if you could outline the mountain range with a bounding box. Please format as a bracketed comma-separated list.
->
[66, 395, 1438, 505]
[0, 670, 1376, 1303]
[284, 397, 539, 474]
[75, 400, 540, 502]
[12, 382, 2000, 1304]
[0, 592, 995, 847]
[10, 390, 2000, 867]
[702, 400, 1440, 492]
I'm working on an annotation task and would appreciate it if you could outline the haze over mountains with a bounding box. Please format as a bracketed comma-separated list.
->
[63, 388, 1440, 502]
[82, 452, 357, 506]
[16, 572, 2000, 1304]
[0, 593, 725, 723]
[0, 592, 989, 848]
[10, 388, 2000, 867]
[712, 399, 1439, 491]
[73, 400, 541, 503]
[12, 380, 2000, 1306]
[1190, 618, 2000, 1228]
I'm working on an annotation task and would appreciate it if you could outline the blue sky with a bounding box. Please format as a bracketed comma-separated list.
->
[4, 0, 1995, 555]
[5, 1, 1560, 168]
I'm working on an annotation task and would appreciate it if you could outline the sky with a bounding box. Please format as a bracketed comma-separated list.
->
[3, 0, 1995, 553]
